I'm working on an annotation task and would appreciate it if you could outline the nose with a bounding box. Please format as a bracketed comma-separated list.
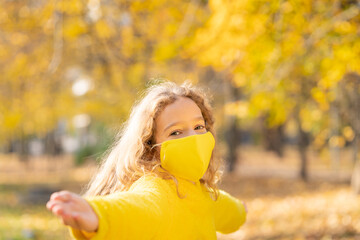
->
[183, 129, 199, 138]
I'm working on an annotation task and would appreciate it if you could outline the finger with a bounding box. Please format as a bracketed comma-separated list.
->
[51, 191, 73, 202]
[50, 192, 60, 201]
[52, 204, 65, 216]
[46, 200, 58, 211]
[72, 212, 79, 220]
[46, 200, 65, 211]
[51, 202, 72, 218]
[46, 200, 53, 210]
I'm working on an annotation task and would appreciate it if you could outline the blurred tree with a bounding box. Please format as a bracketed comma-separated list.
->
[262, 120, 285, 158]
[338, 73, 360, 193]
[0, 1, 68, 161]
[223, 77, 241, 171]
[187, 0, 360, 179]
[0, 0, 210, 162]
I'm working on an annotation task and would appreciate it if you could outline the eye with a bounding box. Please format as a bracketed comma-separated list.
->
[170, 130, 181, 136]
[195, 124, 205, 130]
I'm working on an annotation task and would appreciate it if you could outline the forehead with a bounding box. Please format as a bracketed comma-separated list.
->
[156, 97, 203, 129]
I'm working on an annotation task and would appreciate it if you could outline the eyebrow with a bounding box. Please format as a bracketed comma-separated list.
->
[163, 116, 205, 133]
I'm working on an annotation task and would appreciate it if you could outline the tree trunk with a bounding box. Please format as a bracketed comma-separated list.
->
[295, 107, 309, 181]
[226, 117, 239, 172]
[351, 158, 360, 194]
[298, 125, 309, 181]
[345, 73, 360, 194]
[18, 133, 29, 164]
[351, 112, 360, 193]
[263, 121, 285, 158]
[44, 130, 62, 156]
[224, 77, 240, 172]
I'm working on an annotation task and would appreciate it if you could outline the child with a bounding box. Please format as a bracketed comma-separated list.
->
[47, 81, 247, 239]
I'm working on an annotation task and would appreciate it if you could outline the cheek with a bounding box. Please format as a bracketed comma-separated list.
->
[154, 132, 167, 145]
[200, 128, 207, 133]
[153, 127, 163, 145]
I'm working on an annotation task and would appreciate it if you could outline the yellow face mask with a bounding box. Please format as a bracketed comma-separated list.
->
[156, 131, 215, 182]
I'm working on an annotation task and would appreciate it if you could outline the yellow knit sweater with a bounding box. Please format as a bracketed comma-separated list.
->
[70, 175, 246, 239]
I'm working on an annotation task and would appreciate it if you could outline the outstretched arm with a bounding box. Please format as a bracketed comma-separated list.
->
[48, 178, 168, 240]
[214, 190, 248, 234]
[46, 191, 99, 233]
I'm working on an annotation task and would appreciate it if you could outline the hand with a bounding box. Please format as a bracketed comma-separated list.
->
[46, 190, 99, 232]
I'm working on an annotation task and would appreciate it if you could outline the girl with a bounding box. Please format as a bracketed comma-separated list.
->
[47, 81, 247, 239]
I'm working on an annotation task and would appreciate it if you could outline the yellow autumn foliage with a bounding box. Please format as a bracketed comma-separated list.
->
[188, 0, 360, 132]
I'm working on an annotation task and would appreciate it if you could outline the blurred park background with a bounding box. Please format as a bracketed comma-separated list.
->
[1, 0, 360, 239]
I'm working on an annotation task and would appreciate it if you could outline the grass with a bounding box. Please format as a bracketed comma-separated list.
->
[0, 184, 69, 240]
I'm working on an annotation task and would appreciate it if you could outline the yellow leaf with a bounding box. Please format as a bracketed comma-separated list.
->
[329, 136, 345, 148]
[95, 20, 115, 39]
[153, 41, 179, 61]
[63, 18, 87, 39]
[342, 126, 355, 142]
[2, 112, 22, 130]
[334, 21, 356, 34]
[56, 0, 84, 14]
[224, 101, 249, 118]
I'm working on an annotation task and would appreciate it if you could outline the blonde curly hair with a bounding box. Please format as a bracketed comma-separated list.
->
[85, 81, 223, 199]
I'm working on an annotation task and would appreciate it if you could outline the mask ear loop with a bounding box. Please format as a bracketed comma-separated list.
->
[150, 143, 162, 151]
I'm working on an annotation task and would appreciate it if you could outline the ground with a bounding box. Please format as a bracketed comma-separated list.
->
[0, 146, 359, 239]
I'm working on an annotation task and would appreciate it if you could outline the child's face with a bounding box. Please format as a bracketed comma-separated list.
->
[154, 97, 207, 144]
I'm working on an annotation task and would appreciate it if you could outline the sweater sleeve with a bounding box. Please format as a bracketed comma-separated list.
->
[214, 190, 247, 234]
[69, 189, 164, 240]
